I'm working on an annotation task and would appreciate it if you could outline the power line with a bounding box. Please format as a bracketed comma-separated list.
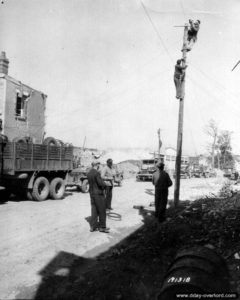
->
[187, 75, 235, 116]
[46, 42, 179, 121]
[46, 64, 173, 127]
[51, 70, 173, 136]
[140, 1, 174, 63]
[192, 63, 240, 105]
[179, 0, 188, 19]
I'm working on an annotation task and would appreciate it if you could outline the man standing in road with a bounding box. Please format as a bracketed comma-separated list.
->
[87, 160, 109, 233]
[152, 161, 173, 222]
[101, 158, 114, 211]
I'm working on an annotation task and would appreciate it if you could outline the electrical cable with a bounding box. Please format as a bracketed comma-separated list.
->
[47, 39, 180, 121]
[52, 70, 173, 135]
[47, 64, 174, 127]
[191, 63, 240, 114]
[179, 0, 188, 19]
[140, 1, 174, 63]
[184, 90, 214, 188]
[187, 74, 240, 119]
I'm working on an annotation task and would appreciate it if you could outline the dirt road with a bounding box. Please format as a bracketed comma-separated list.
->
[0, 176, 227, 299]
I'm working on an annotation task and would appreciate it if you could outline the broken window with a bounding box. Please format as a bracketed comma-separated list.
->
[15, 91, 29, 120]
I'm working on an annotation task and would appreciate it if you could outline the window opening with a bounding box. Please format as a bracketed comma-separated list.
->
[16, 93, 28, 120]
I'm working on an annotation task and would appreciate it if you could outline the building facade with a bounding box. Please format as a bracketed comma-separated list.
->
[0, 52, 47, 143]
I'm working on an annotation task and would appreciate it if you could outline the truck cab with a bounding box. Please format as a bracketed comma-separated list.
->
[136, 159, 158, 181]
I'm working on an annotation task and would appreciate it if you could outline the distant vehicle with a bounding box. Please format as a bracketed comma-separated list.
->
[223, 168, 234, 179]
[190, 166, 216, 178]
[136, 159, 158, 181]
[173, 168, 191, 179]
[113, 169, 124, 186]
[228, 171, 239, 181]
[202, 170, 217, 178]
[112, 164, 124, 186]
[191, 168, 202, 178]
[67, 165, 90, 193]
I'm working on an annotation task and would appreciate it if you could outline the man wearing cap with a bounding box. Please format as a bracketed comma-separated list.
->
[152, 161, 173, 222]
[101, 158, 114, 210]
[87, 160, 109, 233]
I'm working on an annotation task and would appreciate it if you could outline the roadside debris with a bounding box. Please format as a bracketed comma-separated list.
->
[234, 253, 240, 260]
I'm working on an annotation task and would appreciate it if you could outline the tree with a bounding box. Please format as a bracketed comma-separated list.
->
[204, 119, 218, 169]
[217, 130, 234, 169]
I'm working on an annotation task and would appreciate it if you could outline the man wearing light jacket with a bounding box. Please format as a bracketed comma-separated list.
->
[101, 158, 114, 210]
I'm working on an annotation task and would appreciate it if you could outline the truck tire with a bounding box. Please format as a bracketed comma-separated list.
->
[26, 189, 33, 201]
[50, 177, 65, 200]
[32, 176, 50, 201]
[43, 137, 59, 146]
[12, 136, 32, 143]
[81, 179, 89, 193]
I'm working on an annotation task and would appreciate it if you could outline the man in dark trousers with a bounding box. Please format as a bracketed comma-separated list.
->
[101, 158, 114, 210]
[174, 58, 187, 100]
[87, 160, 109, 233]
[152, 162, 173, 222]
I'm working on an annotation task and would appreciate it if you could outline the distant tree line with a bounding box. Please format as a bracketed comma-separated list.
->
[204, 119, 234, 169]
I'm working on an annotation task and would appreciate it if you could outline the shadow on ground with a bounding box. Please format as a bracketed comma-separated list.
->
[0, 191, 74, 204]
[15, 196, 240, 299]
[28, 201, 188, 300]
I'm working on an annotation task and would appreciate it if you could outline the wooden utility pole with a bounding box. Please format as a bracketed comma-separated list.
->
[174, 23, 188, 207]
[82, 136, 86, 151]
[157, 128, 162, 159]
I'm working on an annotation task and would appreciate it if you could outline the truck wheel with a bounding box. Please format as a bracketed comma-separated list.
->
[32, 177, 50, 201]
[81, 179, 89, 193]
[12, 136, 32, 143]
[50, 177, 65, 200]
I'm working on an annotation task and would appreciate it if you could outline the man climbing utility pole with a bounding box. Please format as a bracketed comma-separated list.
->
[174, 20, 200, 207]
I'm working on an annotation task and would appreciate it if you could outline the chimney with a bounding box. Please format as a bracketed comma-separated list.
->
[0, 51, 9, 75]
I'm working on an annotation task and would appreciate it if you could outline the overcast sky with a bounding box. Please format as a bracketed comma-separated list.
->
[1, 0, 240, 155]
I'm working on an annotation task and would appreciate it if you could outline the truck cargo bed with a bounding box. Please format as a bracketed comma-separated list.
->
[0, 142, 73, 175]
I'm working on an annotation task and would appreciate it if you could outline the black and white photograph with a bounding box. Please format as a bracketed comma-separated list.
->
[0, 0, 240, 299]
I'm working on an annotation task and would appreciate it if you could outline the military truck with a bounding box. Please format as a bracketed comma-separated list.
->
[136, 159, 158, 181]
[113, 166, 124, 186]
[0, 137, 91, 201]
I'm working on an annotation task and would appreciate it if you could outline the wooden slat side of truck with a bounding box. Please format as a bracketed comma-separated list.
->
[0, 141, 89, 201]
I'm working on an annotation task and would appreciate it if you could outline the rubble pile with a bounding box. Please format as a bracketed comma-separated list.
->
[166, 195, 240, 252]
[117, 161, 140, 179]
